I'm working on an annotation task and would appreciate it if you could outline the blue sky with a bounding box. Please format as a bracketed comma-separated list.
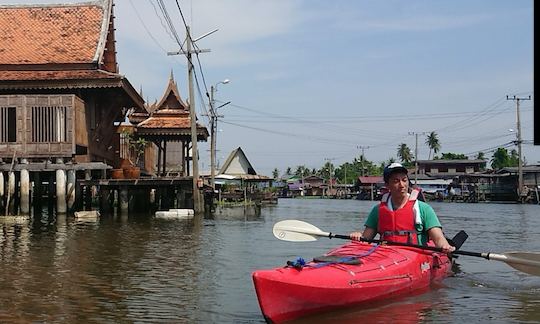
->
[4, 0, 535, 176]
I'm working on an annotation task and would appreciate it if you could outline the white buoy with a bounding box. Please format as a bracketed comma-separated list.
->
[20, 169, 30, 215]
[155, 209, 194, 219]
[56, 169, 67, 214]
[66, 169, 76, 210]
[74, 210, 100, 219]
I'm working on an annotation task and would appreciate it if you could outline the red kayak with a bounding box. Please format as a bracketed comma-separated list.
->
[252, 241, 452, 323]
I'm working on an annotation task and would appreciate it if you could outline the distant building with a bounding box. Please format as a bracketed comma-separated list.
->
[416, 159, 486, 178]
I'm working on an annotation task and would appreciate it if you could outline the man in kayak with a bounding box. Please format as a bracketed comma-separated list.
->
[350, 162, 455, 254]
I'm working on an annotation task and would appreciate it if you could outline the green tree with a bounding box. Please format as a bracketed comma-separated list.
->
[295, 165, 310, 178]
[397, 143, 412, 163]
[491, 147, 518, 169]
[436, 152, 468, 160]
[476, 152, 486, 160]
[285, 167, 292, 176]
[425, 131, 441, 160]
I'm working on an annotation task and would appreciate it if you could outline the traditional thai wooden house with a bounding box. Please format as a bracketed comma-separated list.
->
[0, 0, 144, 166]
[134, 73, 209, 177]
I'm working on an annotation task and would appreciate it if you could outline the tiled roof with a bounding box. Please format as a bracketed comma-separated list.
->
[0, 69, 119, 81]
[0, 2, 106, 65]
[138, 116, 192, 129]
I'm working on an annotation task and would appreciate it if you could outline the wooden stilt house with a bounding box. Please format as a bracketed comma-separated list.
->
[0, 0, 144, 166]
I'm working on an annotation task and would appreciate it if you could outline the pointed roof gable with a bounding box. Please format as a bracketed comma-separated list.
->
[135, 73, 208, 140]
[219, 147, 257, 175]
[0, 0, 115, 70]
[154, 72, 188, 112]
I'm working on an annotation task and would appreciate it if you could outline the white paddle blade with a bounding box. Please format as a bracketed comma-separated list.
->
[272, 220, 329, 242]
[503, 252, 540, 276]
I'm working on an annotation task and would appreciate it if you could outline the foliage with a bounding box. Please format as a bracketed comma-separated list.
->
[272, 168, 279, 179]
[121, 130, 148, 165]
[425, 131, 441, 160]
[397, 143, 412, 163]
[434, 152, 468, 160]
[294, 165, 311, 178]
[491, 148, 519, 169]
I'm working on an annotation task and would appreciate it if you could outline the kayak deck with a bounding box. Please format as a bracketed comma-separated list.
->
[252, 241, 452, 323]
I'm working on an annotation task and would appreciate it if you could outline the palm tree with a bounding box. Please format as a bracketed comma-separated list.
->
[397, 143, 412, 163]
[425, 131, 441, 160]
[272, 168, 279, 179]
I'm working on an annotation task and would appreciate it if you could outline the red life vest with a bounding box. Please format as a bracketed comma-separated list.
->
[377, 190, 419, 244]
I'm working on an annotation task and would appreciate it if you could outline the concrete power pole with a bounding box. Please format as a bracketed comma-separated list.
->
[209, 81, 230, 190]
[408, 132, 427, 185]
[507, 95, 531, 198]
[168, 26, 211, 213]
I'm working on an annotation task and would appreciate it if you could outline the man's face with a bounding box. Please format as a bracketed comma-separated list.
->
[386, 172, 409, 196]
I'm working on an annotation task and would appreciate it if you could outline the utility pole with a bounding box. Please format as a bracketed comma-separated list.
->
[208, 80, 230, 191]
[168, 26, 212, 213]
[357, 146, 370, 177]
[507, 95, 531, 198]
[408, 132, 427, 185]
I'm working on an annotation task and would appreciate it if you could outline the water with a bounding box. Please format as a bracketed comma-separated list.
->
[0, 199, 539, 323]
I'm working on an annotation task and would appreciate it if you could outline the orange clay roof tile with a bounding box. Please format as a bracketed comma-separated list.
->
[0, 3, 105, 65]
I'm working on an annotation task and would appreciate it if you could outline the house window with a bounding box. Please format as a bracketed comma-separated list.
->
[0, 106, 17, 142]
[31, 106, 67, 142]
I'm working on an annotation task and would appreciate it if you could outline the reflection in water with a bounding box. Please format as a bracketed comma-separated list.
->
[0, 199, 538, 323]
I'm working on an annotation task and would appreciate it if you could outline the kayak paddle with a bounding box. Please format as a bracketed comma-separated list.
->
[273, 220, 540, 276]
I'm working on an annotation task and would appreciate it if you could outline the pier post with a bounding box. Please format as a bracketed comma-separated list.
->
[48, 172, 55, 215]
[66, 169, 76, 211]
[84, 170, 92, 210]
[56, 168, 67, 214]
[33, 171, 43, 216]
[99, 187, 112, 214]
[20, 168, 30, 215]
[6, 171, 15, 215]
[0, 171, 4, 211]
[119, 186, 129, 214]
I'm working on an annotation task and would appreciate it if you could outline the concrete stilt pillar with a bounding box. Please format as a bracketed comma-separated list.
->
[66, 169, 76, 211]
[7, 171, 15, 215]
[0, 171, 4, 211]
[56, 169, 67, 214]
[20, 169, 30, 215]
[119, 187, 129, 214]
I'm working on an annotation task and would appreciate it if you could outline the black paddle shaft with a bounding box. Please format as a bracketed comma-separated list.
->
[328, 233, 483, 257]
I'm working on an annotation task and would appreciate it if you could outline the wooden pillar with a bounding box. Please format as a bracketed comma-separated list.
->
[84, 170, 92, 211]
[99, 187, 112, 214]
[163, 140, 167, 176]
[47, 172, 55, 215]
[74, 172, 83, 211]
[157, 141, 162, 177]
[32, 171, 42, 215]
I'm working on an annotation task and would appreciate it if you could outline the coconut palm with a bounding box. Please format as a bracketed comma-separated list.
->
[425, 131, 441, 160]
[272, 168, 279, 179]
[397, 143, 412, 163]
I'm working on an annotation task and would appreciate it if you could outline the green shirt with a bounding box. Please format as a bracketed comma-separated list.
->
[364, 201, 442, 245]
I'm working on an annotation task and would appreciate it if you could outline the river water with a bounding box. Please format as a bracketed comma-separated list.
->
[0, 199, 539, 323]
